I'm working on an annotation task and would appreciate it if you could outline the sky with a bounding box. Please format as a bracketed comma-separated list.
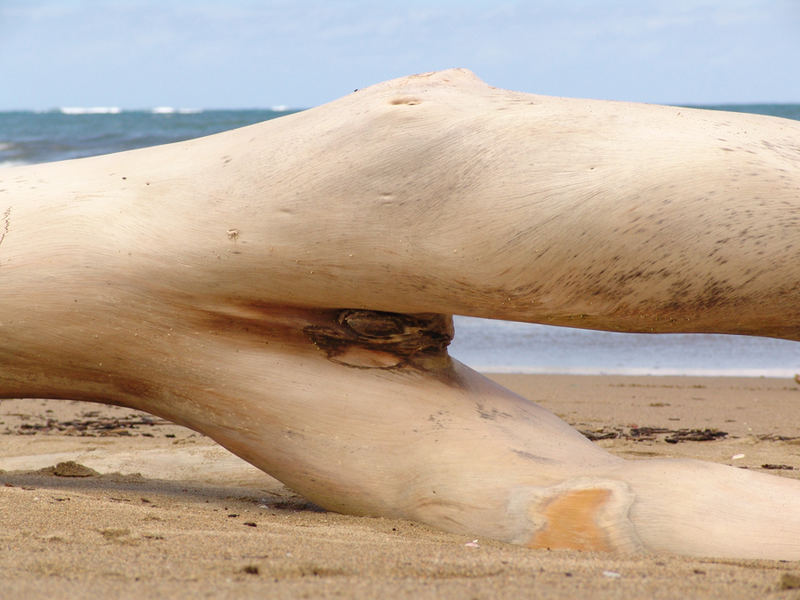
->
[1, 0, 799, 110]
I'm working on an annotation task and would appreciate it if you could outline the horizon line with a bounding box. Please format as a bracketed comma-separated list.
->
[0, 106, 305, 114]
[1, 101, 800, 113]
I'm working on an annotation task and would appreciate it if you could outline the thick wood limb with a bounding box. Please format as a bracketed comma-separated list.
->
[1, 69, 800, 559]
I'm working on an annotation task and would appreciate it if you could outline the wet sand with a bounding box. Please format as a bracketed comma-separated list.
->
[2, 374, 800, 599]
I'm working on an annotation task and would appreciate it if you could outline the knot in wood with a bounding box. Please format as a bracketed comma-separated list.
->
[339, 310, 406, 338]
[304, 310, 453, 369]
[336, 310, 453, 352]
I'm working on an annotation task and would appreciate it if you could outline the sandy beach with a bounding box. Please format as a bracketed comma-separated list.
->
[2, 373, 800, 599]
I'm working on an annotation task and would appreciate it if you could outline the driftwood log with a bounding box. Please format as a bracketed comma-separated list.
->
[2, 69, 800, 559]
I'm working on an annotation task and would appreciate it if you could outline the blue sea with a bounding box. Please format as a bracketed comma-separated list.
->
[2, 103, 800, 377]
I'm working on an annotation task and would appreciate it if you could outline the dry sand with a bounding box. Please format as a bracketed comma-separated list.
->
[2, 374, 800, 599]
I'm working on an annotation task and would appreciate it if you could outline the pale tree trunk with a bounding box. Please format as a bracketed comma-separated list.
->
[1, 69, 800, 559]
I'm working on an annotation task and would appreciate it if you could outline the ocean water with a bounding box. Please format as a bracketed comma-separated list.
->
[2, 103, 800, 376]
[0, 108, 297, 167]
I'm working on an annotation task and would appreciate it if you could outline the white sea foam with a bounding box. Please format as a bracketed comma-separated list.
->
[0, 160, 27, 169]
[151, 107, 202, 114]
[60, 106, 122, 115]
[0, 142, 13, 151]
[472, 365, 798, 378]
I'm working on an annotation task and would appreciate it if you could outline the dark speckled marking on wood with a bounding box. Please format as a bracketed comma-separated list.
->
[476, 402, 513, 420]
[513, 449, 538, 460]
[0, 206, 10, 251]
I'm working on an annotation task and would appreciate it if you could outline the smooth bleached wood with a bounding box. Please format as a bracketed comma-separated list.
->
[1, 69, 799, 559]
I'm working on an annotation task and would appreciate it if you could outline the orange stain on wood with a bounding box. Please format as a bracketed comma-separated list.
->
[528, 488, 612, 551]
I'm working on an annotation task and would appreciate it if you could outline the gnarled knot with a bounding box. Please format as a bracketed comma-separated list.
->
[339, 310, 407, 338]
[304, 309, 453, 369]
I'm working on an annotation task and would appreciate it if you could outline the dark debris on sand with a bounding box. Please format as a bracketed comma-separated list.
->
[580, 426, 728, 443]
[1, 412, 170, 437]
